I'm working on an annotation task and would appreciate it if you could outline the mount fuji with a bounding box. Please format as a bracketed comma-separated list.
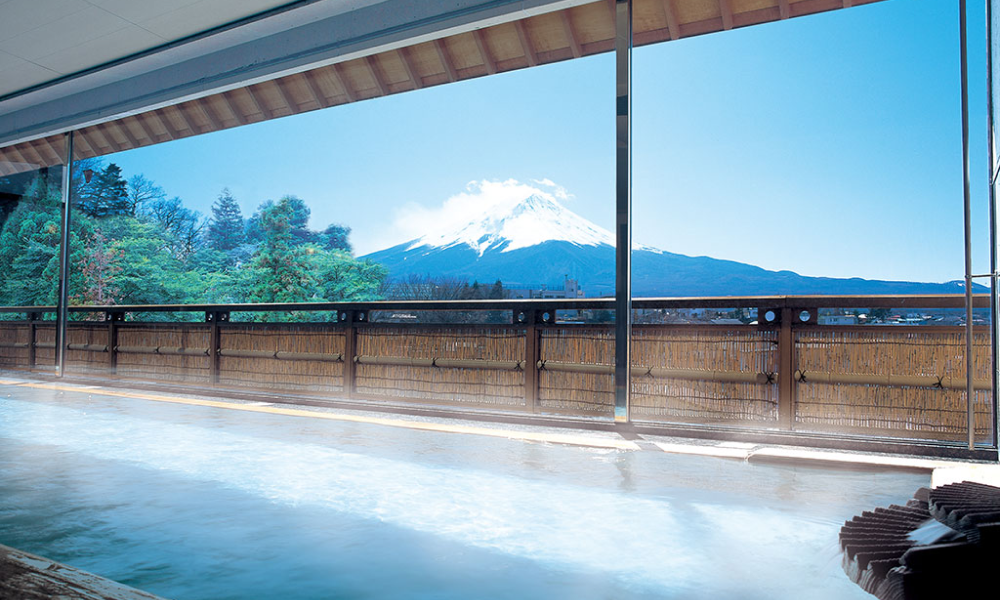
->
[361, 193, 979, 297]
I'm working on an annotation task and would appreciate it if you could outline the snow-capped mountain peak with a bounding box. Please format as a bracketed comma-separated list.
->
[407, 193, 657, 256]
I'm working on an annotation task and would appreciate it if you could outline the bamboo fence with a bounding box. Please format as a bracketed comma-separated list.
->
[115, 325, 211, 383]
[538, 327, 779, 422]
[0, 323, 29, 367]
[355, 326, 525, 407]
[794, 329, 993, 442]
[217, 325, 345, 393]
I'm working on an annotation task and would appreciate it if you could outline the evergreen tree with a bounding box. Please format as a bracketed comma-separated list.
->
[320, 223, 352, 253]
[207, 188, 245, 252]
[77, 163, 129, 218]
[246, 197, 313, 303]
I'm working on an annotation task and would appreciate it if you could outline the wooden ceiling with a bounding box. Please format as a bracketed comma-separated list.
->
[0, 0, 880, 176]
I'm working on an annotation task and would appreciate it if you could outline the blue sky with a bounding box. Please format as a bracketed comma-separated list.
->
[110, 0, 990, 284]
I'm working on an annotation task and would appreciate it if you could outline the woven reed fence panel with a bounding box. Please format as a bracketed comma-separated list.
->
[539, 328, 614, 414]
[538, 327, 778, 421]
[116, 326, 211, 383]
[631, 328, 779, 424]
[33, 325, 56, 367]
[355, 326, 525, 407]
[0, 323, 29, 368]
[218, 326, 345, 394]
[64, 325, 110, 374]
[795, 329, 993, 442]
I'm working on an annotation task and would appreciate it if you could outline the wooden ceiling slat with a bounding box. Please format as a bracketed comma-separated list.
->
[514, 20, 538, 67]
[472, 29, 497, 75]
[365, 55, 390, 96]
[73, 130, 97, 158]
[131, 114, 159, 145]
[152, 109, 182, 141]
[398, 47, 424, 89]
[331, 63, 357, 102]
[170, 105, 201, 136]
[95, 123, 124, 153]
[300, 72, 331, 109]
[434, 39, 459, 82]
[196, 98, 224, 131]
[272, 78, 300, 115]
[116, 118, 142, 149]
[720, 0, 734, 29]
[560, 10, 584, 57]
[661, 0, 682, 39]
[244, 85, 274, 120]
[221, 91, 249, 126]
[29, 138, 57, 165]
[0, 0, 881, 174]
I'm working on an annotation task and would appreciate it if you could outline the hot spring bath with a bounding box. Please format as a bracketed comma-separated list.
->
[0, 381, 927, 599]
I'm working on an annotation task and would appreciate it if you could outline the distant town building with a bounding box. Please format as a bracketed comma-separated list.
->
[509, 276, 585, 300]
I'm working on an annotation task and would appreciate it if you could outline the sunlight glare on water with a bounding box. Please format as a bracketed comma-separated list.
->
[0, 390, 928, 600]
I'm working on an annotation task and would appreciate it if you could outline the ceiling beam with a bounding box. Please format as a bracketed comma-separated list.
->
[115, 119, 142, 149]
[434, 39, 458, 82]
[93, 123, 123, 154]
[299, 72, 331, 109]
[661, 0, 681, 40]
[514, 20, 538, 67]
[131, 114, 159, 144]
[74, 131, 97, 157]
[365, 56, 390, 96]
[472, 29, 497, 75]
[560, 11, 582, 58]
[152, 109, 182, 141]
[221, 91, 248, 125]
[272, 78, 300, 114]
[244, 85, 273, 120]
[169, 105, 200, 136]
[778, 0, 790, 19]
[196, 98, 223, 131]
[331, 63, 357, 102]
[719, 0, 733, 30]
[398, 47, 423, 90]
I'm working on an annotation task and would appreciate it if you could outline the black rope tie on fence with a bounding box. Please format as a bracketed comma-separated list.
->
[643, 367, 654, 378]
[764, 371, 776, 384]
[537, 359, 546, 371]
[514, 360, 524, 371]
[934, 375, 945, 389]
[797, 369, 807, 383]
[431, 357, 438, 367]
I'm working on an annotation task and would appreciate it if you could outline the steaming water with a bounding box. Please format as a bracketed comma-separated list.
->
[0, 385, 927, 599]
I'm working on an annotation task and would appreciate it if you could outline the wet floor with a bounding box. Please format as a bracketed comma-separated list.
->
[0, 382, 928, 599]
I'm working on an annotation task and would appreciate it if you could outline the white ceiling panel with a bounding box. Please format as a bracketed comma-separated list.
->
[137, 0, 297, 40]
[0, 59, 60, 96]
[0, 0, 90, 40]
[0, 5, 132, 61]
[0, 0, 295, 99]
[33, 25, 163, 75]
[83, 0, 203, 24]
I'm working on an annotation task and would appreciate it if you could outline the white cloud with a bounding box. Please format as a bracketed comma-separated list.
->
[365, 178, 573, 253]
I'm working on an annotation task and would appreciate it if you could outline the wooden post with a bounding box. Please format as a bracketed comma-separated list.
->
[342, 310, 357, 398]
[523, 309, 540, 413]
[778, 307, 795, 430]
[27, 312, 38, 369]
[106, 312, 120, 375]
[207, 311, 223, 384]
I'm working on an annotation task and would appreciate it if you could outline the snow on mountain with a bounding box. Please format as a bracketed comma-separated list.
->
[407, 193, 659, 255]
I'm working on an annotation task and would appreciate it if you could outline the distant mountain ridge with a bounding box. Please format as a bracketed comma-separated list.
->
[362, 194, 984, 297]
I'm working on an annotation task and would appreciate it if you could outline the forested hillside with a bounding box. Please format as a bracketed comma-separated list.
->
[0, 161, 388, 318]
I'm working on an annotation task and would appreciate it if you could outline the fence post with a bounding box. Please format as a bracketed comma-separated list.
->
[106, 311, 121, 375]
[520, 308, 541, 413]
[206, 311, 227, 384]
[27, 311, 39, 369]
[777, 307, 795, 430]
[341, 310, 358, 398]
